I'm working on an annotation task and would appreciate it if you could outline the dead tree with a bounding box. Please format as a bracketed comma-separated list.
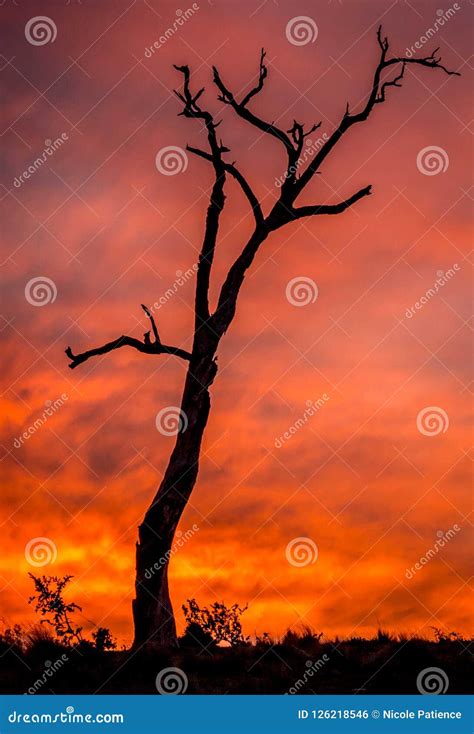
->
[65, 28, 458, 648]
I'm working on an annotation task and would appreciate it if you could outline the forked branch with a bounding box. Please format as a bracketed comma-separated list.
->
[293, 25, 459, 197]
[187, 145, 264, 227]
[212, 49, 319, 188]
[209, 28, 457, 337]
[65, 307, 191, 369]
[212, 49, 294, 156]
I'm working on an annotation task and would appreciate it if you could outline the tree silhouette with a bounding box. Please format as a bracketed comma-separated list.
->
[65, 28, 458, 648]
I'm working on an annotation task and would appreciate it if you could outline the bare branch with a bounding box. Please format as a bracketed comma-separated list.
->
[141, 304, 160, 343]
[240, 48, 268, 108]
[212, 51, 295, 156]
[212, 52, 323, 194]
[187, 145, 264, 227]
[376, 62, 406, 104]
[173, 64, 224, 164]
[293, 26, 459, 198]
[174, 64, 227, 326]
[65, 337, 191, 370]
[65, 304, 191, 369]
[291, 185, 372, 219]
[386, 46, 460, 77]
[287, 120, 322, 159]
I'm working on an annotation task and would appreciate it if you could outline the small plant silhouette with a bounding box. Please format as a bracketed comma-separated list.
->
[28, 574, 117, 650]
[28, 573, 83, 645]
[0, 624, 25, 651]
[92, 626, 117, 651]
[430, 626, 465, 643]
[182, 598, 249, 646]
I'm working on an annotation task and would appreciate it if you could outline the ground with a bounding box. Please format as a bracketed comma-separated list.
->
[1, 629, 472, 695]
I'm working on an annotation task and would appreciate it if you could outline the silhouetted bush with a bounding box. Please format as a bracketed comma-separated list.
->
[182, 598, 250, 646]
[28, 573, 83, 645]
[92, 627, 117, 651]
[27, 574, 116, 655]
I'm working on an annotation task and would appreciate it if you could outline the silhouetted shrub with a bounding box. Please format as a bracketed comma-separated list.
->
[28, 574, 82, 645]
[28, 574, 116, 653]
[92, 627, 117, 651]
[430, 626, 465, 642]
[182, 598, 249, 646]
[180, 621, 215, 650]
[0, 624, 25, 652]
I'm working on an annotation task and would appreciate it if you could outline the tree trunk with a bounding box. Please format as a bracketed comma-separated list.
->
[132, 349, 217, 648]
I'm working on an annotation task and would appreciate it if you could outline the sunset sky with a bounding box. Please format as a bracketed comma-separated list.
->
[1, 0, 472, 646]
